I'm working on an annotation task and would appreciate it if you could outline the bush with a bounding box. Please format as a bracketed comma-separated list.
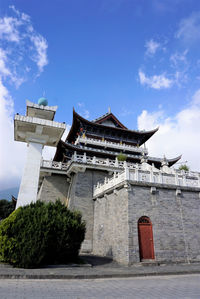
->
[179, 164, 189, 172]
[0, 200, 86, 268]
[0, 200, 15, 221]
[117, 152, 127, 161]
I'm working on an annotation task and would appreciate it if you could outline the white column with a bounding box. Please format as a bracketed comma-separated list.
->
[124, 167, 130, 180]
[16, 142, 43, 208]
[83, 152, 87, 163]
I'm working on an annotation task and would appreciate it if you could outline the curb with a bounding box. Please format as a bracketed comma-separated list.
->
[0, 270, 200, 279]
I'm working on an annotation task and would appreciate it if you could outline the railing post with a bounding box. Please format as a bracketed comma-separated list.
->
[174, 169, 179, 185]
[106, 158, 109, 165]
[92, 156, 96, 164]
[115, 157, 119, 167]
[182, 173, 187, 186]
[135, 164, 139, 181]
[59, 162, 62, 169]
[124, 166, 130, 180]
[83, 152, 87, 163]
[73, 151, 77, 162]
[150, 166, 154, 183]
[159, 170, 163, 184]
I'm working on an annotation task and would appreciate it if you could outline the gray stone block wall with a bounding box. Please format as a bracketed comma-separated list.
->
[93, 182, 200, 265]
[68, 169, 109, 253]
[38, 168, 200, 265]
[128, 185, 184, 263]
[93, 188, 130, 265]
[37, 174, 69, 205]
[127, 184, 200, 264]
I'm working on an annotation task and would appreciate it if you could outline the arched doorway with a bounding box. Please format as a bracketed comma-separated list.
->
[138, 216, 155, 261]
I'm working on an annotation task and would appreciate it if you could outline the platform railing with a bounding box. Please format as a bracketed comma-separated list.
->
[41, 159, 69, 170]
[93, 166, 200, 197]
[75, 136, 148, 154]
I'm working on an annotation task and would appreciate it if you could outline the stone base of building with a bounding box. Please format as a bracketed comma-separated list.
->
[38, 168, 200, 266]
[93, 181, 200, 265]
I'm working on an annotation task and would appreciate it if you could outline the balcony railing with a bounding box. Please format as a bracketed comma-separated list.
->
[41, 160, 69, 170]
[93, 166, 200, 197]
[75, 136, 148, 154]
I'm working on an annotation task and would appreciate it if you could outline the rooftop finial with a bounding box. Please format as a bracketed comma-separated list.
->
[108, 107, 111, 113]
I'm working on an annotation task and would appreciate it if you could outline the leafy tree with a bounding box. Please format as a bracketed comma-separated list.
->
[179, 164, 189, 172]
[0, 200, 85, 268]
[0, 200, 15, 221]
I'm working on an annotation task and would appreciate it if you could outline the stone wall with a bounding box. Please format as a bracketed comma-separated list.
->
[128, 183, 200, 264]
[68, 169, 109, 252]
[93, 188, 130, 265]
[37, 174, 69, 205]
[93, 181, 200, 265]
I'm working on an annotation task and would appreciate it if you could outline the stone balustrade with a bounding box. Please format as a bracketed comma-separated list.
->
[93, 166, 200, 197]
[41, 155, 200, 195]
[75, 136, 148, 154]
[41, 159, 69, 170]
[72, 152, 127, 167]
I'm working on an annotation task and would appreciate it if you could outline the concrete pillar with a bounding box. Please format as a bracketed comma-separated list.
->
[16, 142, 43, 208]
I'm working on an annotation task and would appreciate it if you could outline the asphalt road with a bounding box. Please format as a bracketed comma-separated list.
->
[0, 274, 200, 298]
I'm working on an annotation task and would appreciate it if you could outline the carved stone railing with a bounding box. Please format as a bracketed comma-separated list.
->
[93, 166, 200, 197]
[75, 136, 148, 154]
[41, 159, 69, 171]
[40, 154, 135, 173]
[72, 152, 138, 169]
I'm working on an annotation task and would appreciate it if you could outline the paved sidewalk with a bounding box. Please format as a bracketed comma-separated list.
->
[0, 255, 200, 279]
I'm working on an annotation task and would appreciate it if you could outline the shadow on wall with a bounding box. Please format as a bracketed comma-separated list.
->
[80, 255, 114, 266]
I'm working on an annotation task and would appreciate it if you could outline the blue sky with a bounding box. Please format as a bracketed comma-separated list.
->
[1, 0, 200, 190]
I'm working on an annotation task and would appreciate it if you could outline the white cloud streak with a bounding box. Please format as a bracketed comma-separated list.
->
[170, 50, 188, 67]
[176, 11, 200, 44]
[145, 39, 160, 55]
[138, 70, 173, 89]
[137, 89, 200, 171]
[30, 35, 48, 73]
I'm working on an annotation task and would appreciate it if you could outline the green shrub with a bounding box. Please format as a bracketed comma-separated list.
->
[179, 164, 189, 172]
[0, 199, 15, 221]
[0, 201, 85, 268]
[117, 152, 127, 161]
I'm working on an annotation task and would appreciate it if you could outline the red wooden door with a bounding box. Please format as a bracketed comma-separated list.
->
[138, 217, 155, 260]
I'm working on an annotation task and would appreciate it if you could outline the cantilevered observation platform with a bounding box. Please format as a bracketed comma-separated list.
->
[14, 99, 66, 208]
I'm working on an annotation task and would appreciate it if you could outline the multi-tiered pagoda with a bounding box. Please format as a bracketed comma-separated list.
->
[54, 109, 181, 168]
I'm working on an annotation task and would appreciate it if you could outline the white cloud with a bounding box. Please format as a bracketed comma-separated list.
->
[0, 80, 26, 190]
[76, 102, 90, 119]
[145, 39, 160, 55]
[0, 48, 11, 77]
[176, 11, 200, 44]
[30, 35, 48, 73]
[0, 6, 48, 77]
[0, 6, 49, 190]
[83, 109, 90, 119]
[138, 70, 173, 89]
[137, 89, 200, 171]
[0, 16, 21, 42]
[170, 50, 188, 67]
